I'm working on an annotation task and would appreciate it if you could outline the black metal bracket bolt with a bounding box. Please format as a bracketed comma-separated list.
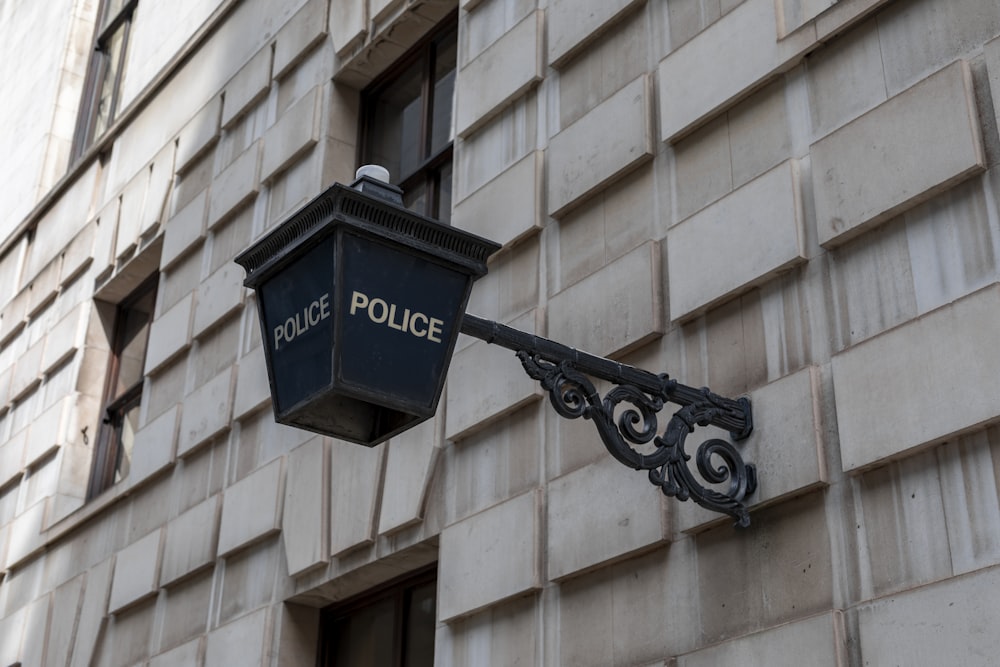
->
[460, 314, 757, 528]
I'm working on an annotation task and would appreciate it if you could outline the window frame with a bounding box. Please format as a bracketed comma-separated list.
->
[316, 565, 437, 667]
[358, 12, 458, 223]
[86, 272, 157, 499]
[71, 0, 139, 161]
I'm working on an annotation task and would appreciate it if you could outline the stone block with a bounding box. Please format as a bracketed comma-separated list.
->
[205, 607, 270, 666]
[329, 439, 383, 555]
[193, 263, 244, 338]
[40, 301, 86, 374]
[176, 97, 222, 174]
[146, 292, 194, 375]
[776, 0, 836, 37]
[24, 395, 72, 468]
[678, 611, 845, 666]
[456, 11, 542, 137]
[178, 366, 236, 457]
[989, 37, 1000, 131]
[547, 74, 653, 218]
[19, 592, 51, 667]
[0, 428, 25, 487]
[222, 47, 272, 128]
[141, 143, 176, 238]
[0, 363, 10, 410]
[677, 366, 827, 532]
[274, 0, 328, 80]
[162, 494, 220, 586]
[282, 438, 327, 575]
[812, 60, 985, 247]
[668, 160, 806, 321]
[10, 337, 43, 401]
[857, 566, 1000, 664]
[92, 198, 120, 279]
[330, 0, 366, 55]
[61, 221, 96, 287]
[377, 417, 439, 535]
[0, 607, 25, 666]
[805, 19, 887, 140]
[26, 259, 59, 318]
[234, 344, 271, 420]
[129, 404, 180, 488]
[548, 456, 668, 581]
[162, 188, 207, 271]
[116, 168, 149, 263]
[48, 574, 85, 667]
[815, 0, 892, 40]
[446, 309, 543, 440]
[439, 489, 541, 621]
[108, 528, 162, 614]
[453, 151, 541, 249]
[208, 141, 261, 229]
[833, 285, 1000, 472]
[261, 85, 321, 182]
[149, 638, 203, 667]
[218, 457, 283, 556]
[69, 557, 114, 667]
[658, 0, 817, 143]
[548, 241, 662, 358]
[0, 288, 28, 347]
[547, 0, 644, 68]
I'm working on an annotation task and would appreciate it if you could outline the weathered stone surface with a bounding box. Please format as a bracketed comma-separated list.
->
[775, 0, 836, 37]
[108, 528, 162, 613]
[130, 404, 180, 488]
[24, 395, 72, 467]
[548, 241, 662, 358]
[261, 85, 321, 182]
[221, 47, 272, 128]
[678, 611, 845, 665]
[41, 301, 86, 374]
[61, 221, 96, 288]
[548, 456, 667, 581]
[192, 263, 244, 338]
[329, 439, 383, 555]
[658, 0, 816, 142]
[10, 337, 43, 401]
[815, 0, 892, 40]
[148, 638, 203, 667]
[452, 151, 541, 249]
[26, 259, 59, 318]
[207, 141, 261, 229]
[146, 292, 194, 375]
[178, 366, 235, 457]
[456, 11, 542, 137]
[547, 0, 644, 68]
[988, 36, 1000, 131]
[162, 188, 207, 271]
[273, 0, 328, 79]
[330, 0, 366, 55]
[282, 438, 327, 575]
[176, 97, 222, 174]
[812, 60, 985, 247]
[439, 489, 541, 621]
[218, 457, 283, 556]
[547, 74, 653, 218]
[857, 567, 1000, 664]
[668, 160, 806, 321]
[833, 285, 1000, 472]
[162, 494, 220, 586]
[205, 607, 270, 666]
[0, 427, 25, 487]
[233, 344, 271, 420]
[377, 417, 439, 535]
[446, 309, 543, 440]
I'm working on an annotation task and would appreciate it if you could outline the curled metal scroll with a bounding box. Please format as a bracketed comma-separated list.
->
[517, 351, 756, 527]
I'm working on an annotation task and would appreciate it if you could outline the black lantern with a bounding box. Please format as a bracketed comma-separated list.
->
[235, 168, 500, 446]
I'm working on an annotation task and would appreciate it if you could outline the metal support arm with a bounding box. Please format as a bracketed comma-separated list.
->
[460, 314, 757, 527]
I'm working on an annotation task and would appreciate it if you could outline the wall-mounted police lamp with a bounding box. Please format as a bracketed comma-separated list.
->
[235, 167, 757, 527]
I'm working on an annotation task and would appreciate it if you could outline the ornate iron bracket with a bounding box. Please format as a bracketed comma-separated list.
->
[460, 314, 757, 527]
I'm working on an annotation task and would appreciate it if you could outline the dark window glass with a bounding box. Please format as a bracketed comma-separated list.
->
[73, 0, 138, 160]
[361, 16, 457, 224]
[87, 274, 156, 498]
[318, 568, 436, 667]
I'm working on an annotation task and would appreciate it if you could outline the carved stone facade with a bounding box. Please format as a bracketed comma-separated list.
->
[2, 0, 1000, 664]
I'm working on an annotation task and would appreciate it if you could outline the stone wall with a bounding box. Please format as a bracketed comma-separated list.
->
[1, 0, 1000, 664]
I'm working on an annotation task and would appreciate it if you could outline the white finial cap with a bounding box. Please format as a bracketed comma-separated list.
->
[355, 164, 391, 183]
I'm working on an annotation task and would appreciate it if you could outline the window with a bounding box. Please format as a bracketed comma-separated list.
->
[86, 274, 156, 498]
[72, 0, 138, 160]
[360, 16, 457, 224]
[317, 567, 437, 667]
